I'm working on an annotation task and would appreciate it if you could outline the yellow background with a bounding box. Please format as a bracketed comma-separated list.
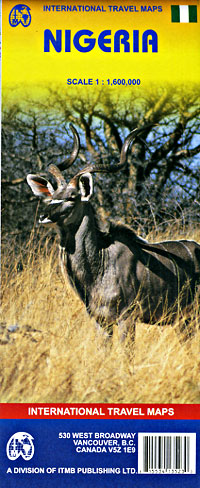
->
[2, 0, 200, 92]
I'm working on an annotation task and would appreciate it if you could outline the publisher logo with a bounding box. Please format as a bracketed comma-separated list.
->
[6, 432, 34, 461]
[9, 5, 31, 27]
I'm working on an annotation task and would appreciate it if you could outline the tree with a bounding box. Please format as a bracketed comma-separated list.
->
[2, 84, 200, 246]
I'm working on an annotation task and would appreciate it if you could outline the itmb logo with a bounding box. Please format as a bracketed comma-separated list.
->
[9, 5, 31, 27]
[6, 432, 34, 461]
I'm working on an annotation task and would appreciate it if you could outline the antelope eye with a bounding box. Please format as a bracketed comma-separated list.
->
[67, 190, 78, 201]
[67, 195, 76, 202]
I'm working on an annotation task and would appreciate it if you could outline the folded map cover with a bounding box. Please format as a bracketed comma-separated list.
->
[1, 0, 200, 486]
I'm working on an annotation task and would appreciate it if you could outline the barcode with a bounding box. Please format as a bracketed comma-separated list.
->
[138, 433, 196, 474]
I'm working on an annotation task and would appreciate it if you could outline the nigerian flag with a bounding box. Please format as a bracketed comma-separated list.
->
[171, 5, 197, 22]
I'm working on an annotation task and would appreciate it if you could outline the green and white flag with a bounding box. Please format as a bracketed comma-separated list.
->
[171, 5, 197, 22]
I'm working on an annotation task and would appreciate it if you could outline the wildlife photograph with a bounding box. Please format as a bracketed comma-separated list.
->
[1, 84, 200, 404]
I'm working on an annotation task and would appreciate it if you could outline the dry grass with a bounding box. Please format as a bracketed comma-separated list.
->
[1, 228, 200, 404]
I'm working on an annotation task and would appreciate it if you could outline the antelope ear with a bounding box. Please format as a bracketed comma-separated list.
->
[27, 175, 54, 201]
[79, 173, 93, 201]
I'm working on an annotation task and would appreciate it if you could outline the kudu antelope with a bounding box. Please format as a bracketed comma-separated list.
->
[27, 125, 200, 340]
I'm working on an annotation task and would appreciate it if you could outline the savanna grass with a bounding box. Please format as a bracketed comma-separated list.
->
[1, 228, 200, 403]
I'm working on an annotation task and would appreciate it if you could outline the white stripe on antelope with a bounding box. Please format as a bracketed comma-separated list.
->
[27, 125, 200, 341]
